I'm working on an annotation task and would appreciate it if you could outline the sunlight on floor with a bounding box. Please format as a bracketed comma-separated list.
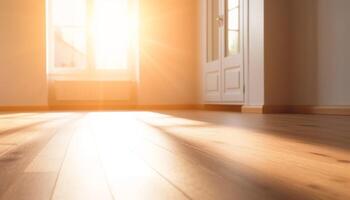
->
[0, 111, 349, 200]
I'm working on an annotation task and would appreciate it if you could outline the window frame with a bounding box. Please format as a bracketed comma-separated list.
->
[46, 0, 138, 81]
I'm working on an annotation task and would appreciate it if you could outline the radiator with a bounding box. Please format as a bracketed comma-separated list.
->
[53, 80, 134, 101]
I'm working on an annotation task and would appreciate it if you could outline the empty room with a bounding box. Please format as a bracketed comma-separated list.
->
[0, 0, 349, 199]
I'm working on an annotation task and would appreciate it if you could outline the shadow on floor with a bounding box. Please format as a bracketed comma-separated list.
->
[153, 110, 350, 152]
[139, 119, 332, 200]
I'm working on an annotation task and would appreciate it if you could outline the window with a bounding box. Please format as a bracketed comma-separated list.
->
[225, 0, 240, 56]
[47, 0, 138, 78]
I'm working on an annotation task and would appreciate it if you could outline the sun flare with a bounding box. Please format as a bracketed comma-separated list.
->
[92, 0, 129, 69]
[51, 0, 137, 70]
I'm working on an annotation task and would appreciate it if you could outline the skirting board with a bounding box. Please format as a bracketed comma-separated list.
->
[0, 104, 239, 112]
[241, 106, 264, 114]
[0, 105, 199, 112]
[200, 104, 242, 112]
[48, 104, 240, 111]
[50, 104, 199, 111]
[262, 105, 291, 114]
[136, 104, 199, 110]
[1, 105, 349, 116]
[289, 106, 350, 116]
[242, 105, 350, 116]
[0, 106, 49, 112]
[241, 105, 287, 114]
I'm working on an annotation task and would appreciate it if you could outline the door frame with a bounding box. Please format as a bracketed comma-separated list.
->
[200, 0, 249, 105]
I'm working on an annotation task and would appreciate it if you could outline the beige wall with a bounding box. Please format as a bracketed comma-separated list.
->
[290, 0, 318, 105]
[0, 0, 48, 106]
[291, 0, 350, 106]
[138, 0, 199, 105]
[0, 0, 200, 106]
[10, 0, 349, 108]
[264, 0, 292, 105]
[264, 0, 350, 107]
[292, 0, 350, 106]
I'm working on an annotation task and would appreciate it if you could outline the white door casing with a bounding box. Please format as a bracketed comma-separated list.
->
[203, 0, 245, 104]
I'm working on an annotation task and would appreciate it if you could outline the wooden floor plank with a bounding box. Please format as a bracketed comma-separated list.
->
[51, 120, 113, 200]
[1, 172, 57, 200]
[25, 123, 76, 173]
[0, 113, 82, 200]
[0, 144, 13, 157]
[128, 122, 274, 200]
[87, 113, 190, 200]
[0, 111, 349, 200]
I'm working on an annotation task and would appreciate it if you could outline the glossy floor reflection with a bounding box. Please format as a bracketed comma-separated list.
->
[0, 111, 349, 200]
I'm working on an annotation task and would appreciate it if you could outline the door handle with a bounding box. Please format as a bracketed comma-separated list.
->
[216, 16, 224, 26]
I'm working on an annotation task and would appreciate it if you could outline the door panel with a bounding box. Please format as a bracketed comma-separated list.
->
[204, 0, 221, 102]
[221, 0, 244, 102]
[206, 72, 220, 91]
[205, 70, 220, 101]
[203, 0, 244, 103]
[224, 67, 240, 90]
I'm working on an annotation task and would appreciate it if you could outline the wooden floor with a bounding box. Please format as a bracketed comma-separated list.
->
[0, 111, 349, 200]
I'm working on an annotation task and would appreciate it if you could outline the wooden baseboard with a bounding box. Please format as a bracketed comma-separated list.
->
[0, 106, 49, 112]
[199, 104, 242, 112]
[2, 104, 349, 116]
[0, 104, 241, 112]
[260, 105, 350, 116]
[137, 104, 199, 110]
[262, 105, 291, 114]
[0, 104, 199, 112]
[289, 106, 350, 116]
[49, 104, 137, 111]
[241, 106, 264, 114]
[50, 104, 200, 111]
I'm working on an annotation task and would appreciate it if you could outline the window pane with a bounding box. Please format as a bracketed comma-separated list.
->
[93, 0, 128, 69]
[207, 0, 220, 62]
[50, 0, 131, 70]
[52, 0, 87, 68]
[227, 30, 240, 55]
[52, 0, 86, 27]
[225, 0, 240, 56]
[55, 28, 87, 68]
[228, 0, 239, 9]
[228, 8, 239, 30]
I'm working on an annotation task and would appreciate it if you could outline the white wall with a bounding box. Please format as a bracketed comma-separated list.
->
[291, 0, 350, 106]
[0, 0, 48, 106]
[245, 0, 265, 106]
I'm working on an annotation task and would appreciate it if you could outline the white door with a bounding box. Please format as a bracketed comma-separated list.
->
[221, 0, 244, 102]
[203, 0, 244, 103]
[204, 0, 222, 102]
